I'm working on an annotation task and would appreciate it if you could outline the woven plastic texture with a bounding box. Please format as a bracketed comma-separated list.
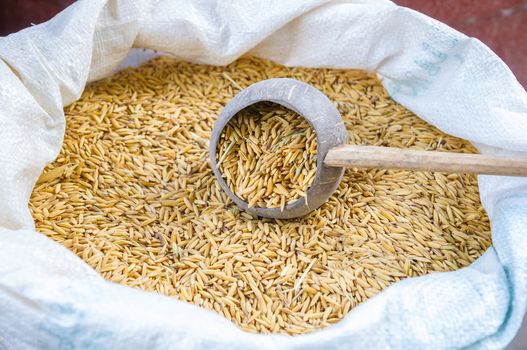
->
[0, 0, 526, 349]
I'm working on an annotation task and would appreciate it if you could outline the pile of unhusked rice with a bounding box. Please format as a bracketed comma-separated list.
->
[29, 56, 491, 335]
[217, 102, 317, 209]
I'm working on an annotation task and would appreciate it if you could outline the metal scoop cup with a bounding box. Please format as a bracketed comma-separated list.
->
[210, 78, 347, 219]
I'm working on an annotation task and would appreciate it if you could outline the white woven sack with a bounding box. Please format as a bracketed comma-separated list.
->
[0, 0, 526, 349]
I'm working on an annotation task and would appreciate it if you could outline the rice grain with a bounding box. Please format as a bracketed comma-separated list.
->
[30, 56, 491, 335]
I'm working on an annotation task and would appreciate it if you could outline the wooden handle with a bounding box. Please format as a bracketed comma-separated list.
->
[324, 145, 527, 176]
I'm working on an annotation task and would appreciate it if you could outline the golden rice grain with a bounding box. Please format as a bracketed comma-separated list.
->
[30, 56, 491, 335]
[217, 102, 317, 208]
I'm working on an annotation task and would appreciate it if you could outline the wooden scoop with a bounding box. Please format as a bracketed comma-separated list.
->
[325, 145, 527, 176]
[210, 78, 527, 219]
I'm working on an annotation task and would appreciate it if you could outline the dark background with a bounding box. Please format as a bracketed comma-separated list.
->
[0, 0, 526, 348]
